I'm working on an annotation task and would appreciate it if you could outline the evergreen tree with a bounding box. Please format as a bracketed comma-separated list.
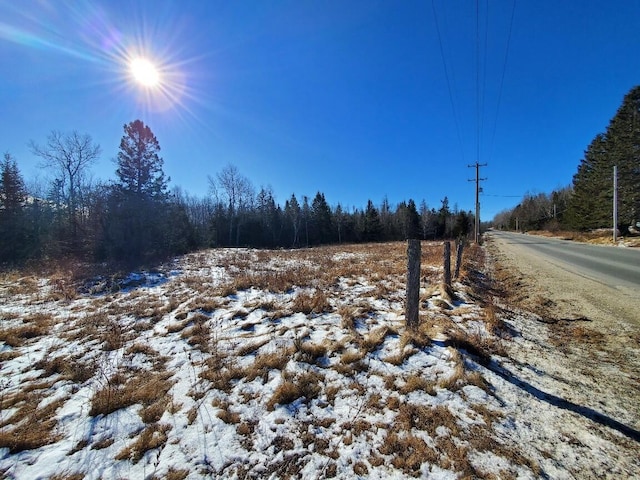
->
[0, 153, 28, 262]
[437, 197, 451, 238]
[106, 120, 174, 262]
[116, 120, 168, 199]
[311, 192, 333, 245]
[604, 86, 640, 226]
[284, 194, 301, 247]
[567, 134, 611, 229]
[568, 86, 640, 230]
[363, 200, 382, 241]
[301, 196, 311, 246]
[404, 199, 421, 239]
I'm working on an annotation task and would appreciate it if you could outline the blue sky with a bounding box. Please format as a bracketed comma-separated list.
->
[1, 1, 639, 220]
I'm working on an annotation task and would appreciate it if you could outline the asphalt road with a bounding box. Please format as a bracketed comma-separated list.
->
[487, 230, 640, 290]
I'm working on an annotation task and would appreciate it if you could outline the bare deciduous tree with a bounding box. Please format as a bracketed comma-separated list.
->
[30, 131, 100, 245]
[210, 164, 254, 245]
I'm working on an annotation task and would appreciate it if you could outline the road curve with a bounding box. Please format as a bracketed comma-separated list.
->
[487, 230, 640, 290]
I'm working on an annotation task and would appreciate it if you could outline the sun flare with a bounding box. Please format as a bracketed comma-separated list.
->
[130, 57, 160, 87]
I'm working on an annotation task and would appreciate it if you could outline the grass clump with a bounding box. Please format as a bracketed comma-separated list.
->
[89, 370, 174, 417]
[0, 395, 66, 453]
[266, 371, 323, 411]
[115, 423, 171, 463]
[292, 289, 332, 315]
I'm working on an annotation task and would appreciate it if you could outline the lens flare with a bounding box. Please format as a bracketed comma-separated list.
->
[130, 57, 160, 88]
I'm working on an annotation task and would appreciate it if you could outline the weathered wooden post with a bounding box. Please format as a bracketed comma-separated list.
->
[454, 239, 465, 280]
[405, 239, 421, 330]
[443, 241, 452, 288]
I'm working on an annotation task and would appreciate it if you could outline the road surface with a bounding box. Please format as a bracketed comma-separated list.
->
[487, 230, 640, 290]
[486, 230, 640, 327]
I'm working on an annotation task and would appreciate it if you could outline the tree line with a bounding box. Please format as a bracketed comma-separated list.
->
[492, 85, 640, 233]
[1, 120, 475, 267]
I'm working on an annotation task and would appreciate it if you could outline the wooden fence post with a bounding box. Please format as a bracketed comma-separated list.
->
[454, 239, 465, 280]
[443, 241, 452, 289]
[406, 239, 421, 330]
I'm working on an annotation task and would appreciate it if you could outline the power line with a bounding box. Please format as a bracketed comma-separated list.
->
[431, 0, 465, 163]
[488, 0, 517, 162]
[481, 194, 521, 198]
[475, 0, 481, 165]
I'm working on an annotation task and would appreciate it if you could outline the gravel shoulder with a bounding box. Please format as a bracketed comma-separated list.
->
[482, 232, 640, 477]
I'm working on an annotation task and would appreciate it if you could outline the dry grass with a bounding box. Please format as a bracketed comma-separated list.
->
[266, 371, 323, 411]
[399, 374, 437, 396]
[34, 354, 96, 384]
[180, 314, 211, 353]
[383, 347, 417, 366]
[0, 394, 66, 453]
[243, 347, 293, 381]
[215, 401, 242, 424]
[296, 339, 328, 364]
[360, 325, 396, 353]
[0, 313, 53, 347]
[48, 473, 85, 480]
[445, 326, 506, 364]
[115, 423, 171, 463]
[379, 432, 438, 474]
[0, 241, 514, 477]
[292, 289, 332, 315]
[89, 370, 174, 417]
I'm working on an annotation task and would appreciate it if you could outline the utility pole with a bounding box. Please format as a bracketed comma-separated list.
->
[468, 162, 487, 243]
[613, 165, 618, 243]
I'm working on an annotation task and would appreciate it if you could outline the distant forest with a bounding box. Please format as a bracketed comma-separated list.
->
[1, 120, 474, 266]
[493, 85, 640, 233]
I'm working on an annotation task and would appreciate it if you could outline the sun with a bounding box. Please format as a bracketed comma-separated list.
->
[130, 57, 160, 88]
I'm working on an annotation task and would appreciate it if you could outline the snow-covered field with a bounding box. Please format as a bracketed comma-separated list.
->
[0, 242, 638, 479]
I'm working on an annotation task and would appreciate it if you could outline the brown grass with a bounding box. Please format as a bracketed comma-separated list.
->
[292, 289, 332, 315]
[244, 347, 293, 382]
[216, 404, 241, 424]
[379, 432, 438, 474]
[266, 371, 323, 411]
[180, 314, 211, 353]
[296, 340, 328, 364]
[360, 325, 395, 353]
[445, 327, 506, 364]
[399, 374, 437, 396]
[0, 313, 52, 347]
[89, 370, 174, 417]
[0, 394, 66, 453]
[48, 473, 85, 480]
[115, 423, 171, 463]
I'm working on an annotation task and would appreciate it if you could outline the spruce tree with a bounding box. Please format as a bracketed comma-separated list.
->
[568, 86, 640, 230]
[311, 192, 333, 245]
[116, 120, 168, 199]
[106, 120, 172, 262]
[0, 154, 28, 262]
[363, 200, 382, 241]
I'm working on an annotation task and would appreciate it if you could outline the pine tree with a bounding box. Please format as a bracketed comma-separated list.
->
[568, 86, 640, 230]
[605, 86, 640, 226]
[311, 192, 333, 245]
[405, 199, 421, 239]
[106, 120, 173, 262]
[363, 200, 382, 241]
[0, 153, 28, 262]
[116, 120, 168, 199]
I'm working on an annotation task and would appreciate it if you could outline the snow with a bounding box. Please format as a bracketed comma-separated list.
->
[0, 243, 638, 479]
